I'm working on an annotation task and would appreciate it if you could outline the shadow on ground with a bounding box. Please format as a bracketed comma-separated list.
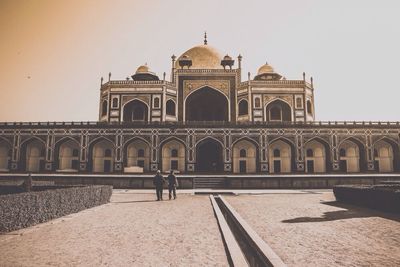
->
[282, 201, 400, 223]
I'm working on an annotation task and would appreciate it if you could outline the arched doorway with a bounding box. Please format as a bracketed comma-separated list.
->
[89, 139, 115, 173]
[123, 100, 148, 122]
[185, 87, 229, 121]
[21, 138, 46, 172]
[0, 140, 11, 171]
[124, 139, 151, 172]
[265, 99, 292, 122]
[232, 139, 257, 173]
[373, 138, 399, 172]
[55, 139, 80, 172]
[338, 138, 366, 173]
[269, 139, 295, 173]
[160, 139, 186, 173]
[304, 139, 331, 173]
[196, 138, 224, 172]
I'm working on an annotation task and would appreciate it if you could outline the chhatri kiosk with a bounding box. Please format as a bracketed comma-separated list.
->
[0, 36, 399, 175]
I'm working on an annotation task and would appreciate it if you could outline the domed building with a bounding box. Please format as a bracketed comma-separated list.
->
[0, 35, 399, 180]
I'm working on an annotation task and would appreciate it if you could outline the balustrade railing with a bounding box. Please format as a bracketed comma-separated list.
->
[0, 120, 399, 128]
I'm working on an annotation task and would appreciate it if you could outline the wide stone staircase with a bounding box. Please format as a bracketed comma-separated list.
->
[193, 177, 227, 189]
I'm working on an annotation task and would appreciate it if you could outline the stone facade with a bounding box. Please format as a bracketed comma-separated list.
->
[0, 39, 399, 174]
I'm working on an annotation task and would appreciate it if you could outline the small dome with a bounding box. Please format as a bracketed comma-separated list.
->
[132, 64, 159, 81]
[136, 64, 150, 74]
[176, 44, 223, 69]
[257, 63, 275, 75]
[223, 54, 232, 60]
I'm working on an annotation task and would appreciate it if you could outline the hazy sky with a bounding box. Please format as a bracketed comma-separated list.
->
[0, 0, 399, 122]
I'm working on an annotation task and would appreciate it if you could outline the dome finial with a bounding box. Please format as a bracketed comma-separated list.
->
[204, 31, 207, 45]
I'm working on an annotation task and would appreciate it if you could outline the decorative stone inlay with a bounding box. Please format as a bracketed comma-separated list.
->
[183, 80, 230, 99]
[264, 95, 293, 106]
[121, 95, 150, 106]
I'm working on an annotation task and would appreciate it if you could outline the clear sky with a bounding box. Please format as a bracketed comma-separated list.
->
[0, 0, 399, 122]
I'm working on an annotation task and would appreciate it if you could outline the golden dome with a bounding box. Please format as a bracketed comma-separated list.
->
[176, 45, 223, 69]
[257, 63, 275, 75]
[136, 64, 150, 74]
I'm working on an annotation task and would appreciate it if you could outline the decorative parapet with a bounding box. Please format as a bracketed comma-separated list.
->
[240, 80, 311, 88]
[176, 68, 239, 74]
[101, 80, 175, 89]
[0, 121, 399, 129]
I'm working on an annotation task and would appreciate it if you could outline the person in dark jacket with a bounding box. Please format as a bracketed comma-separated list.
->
[153, 170, 165, 201]
[167, 170, 178, 200]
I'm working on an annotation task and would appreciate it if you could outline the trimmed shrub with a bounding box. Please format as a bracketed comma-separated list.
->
[333, 184, 400, 213]
[0, 185, 112, 233]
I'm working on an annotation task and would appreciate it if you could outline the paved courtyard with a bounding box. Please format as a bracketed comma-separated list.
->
[227, 191, 400, 267]
[0, 189, 399, 266]
[0, 191, 228, 267]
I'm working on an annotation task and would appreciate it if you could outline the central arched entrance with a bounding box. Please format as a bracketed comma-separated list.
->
[196, 138, 224, 172]
[123, 99, 148, 122]
[185, 87, 229, 121]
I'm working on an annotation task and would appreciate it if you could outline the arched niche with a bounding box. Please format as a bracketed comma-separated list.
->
[89, 139, 115, 173]
[160, 139, 186, 173]
[265, 99, 292, 122]
[232, 139, 257, 173]
[124, 139, 151, 172]
[123, 99, 149, 122]
[268, 139, 295, 173]
[185, 87, 229, 121]
[55, 139, 80, 172]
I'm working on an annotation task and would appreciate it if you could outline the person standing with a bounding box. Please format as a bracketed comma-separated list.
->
[167, 170, 178, 200]
[153, 170, 165, 201]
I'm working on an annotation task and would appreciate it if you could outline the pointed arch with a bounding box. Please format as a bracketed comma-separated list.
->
[232, 136, 260, 147]
[166, 99, 176, 116]
[55, 137, 80, 172]
[20, 136, 46, 147]
[101, 100, 108, 116]
[304, 137, 331, 173]
[373, 137, 399, 172]
[338, 137, 367, 172]
[265, 99, 292, 122]
[20, 137, 46, 172]
[88, 137, 115, 173]
[195, 137, 224, 172]
[184, 86, 230, 122]
[0, 136, 12, 147]
[122, 98, 149, 122]
[0, 138, 12, 171]
[238, 99, 249, 116]
[268, 137, 296, 173]
[268, 136, 296, 147]
[232, 137, 259, 173]
[195, 136, 224, 148]
[159, 136, 187, 148]
[55, 136, 80, 146]
[160, 137, 186, 173]
[88, 136, 116, 148]
[123, 137, 151, 172]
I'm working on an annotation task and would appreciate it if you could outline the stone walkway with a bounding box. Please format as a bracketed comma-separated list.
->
[1, 189, 399, 266]
[0, 191, 228, 267]
[226, 192, 400, 267]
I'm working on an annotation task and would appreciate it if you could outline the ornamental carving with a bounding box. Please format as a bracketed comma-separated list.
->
[263, 95, 293, 107]
[183, 80, 230, 99]
[121, 95, 150, 106]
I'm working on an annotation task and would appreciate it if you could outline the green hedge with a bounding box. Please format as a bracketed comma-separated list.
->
[333, 184, 400, 213]
[0, 185, 112, 233]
